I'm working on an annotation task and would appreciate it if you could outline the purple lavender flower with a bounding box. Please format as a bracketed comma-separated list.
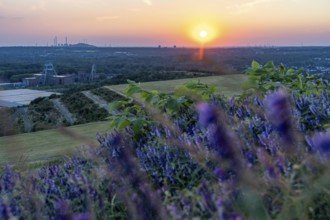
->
[199, 181, 216, 212]
[208, 124, 236, 161]
[265, 89, 294, 144]
[308, 130, 330, 155]
[1, 203, 10, 219]
[214, 168, 228, 181]
[73, 213, 92, 220]
[257, 149, 278, 179]
[196, 102, 218, 127]
[196, 102, 240, 174]
[3, 165, 14, 192]
[56, 200, 73, 220]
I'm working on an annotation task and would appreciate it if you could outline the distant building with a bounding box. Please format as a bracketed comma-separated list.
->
[23, 74, 75, 86]
[22, 77, 38, 87]
[50, 75, 75, 85]
[22, 63, 98, 87]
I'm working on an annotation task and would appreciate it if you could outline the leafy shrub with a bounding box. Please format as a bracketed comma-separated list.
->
[61, 92, 109, 124]
[243, 60, 326, 95]
[28, 98, 65, 131]
[91, 87, 127, 103]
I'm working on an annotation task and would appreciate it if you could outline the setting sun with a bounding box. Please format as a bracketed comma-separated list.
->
[187, 21, 221, 45]
[200, 31, 208, 39]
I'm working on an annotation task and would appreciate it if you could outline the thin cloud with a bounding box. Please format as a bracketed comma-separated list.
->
[0, 16, 24, 20]
[31, 0, 46, 11]
[128, 8, 141, 12]
[97, 16, 120, 21]
[228, 0, 272, 14]
[143, 0, 152, 6]
[12, 16, 24, 20]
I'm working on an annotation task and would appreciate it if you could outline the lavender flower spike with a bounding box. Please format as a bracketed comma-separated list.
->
[265, 89, 294, 144]
[196, 102, 218, 127]
[196, 102, 238, 163]
[308, 130, 330, 156]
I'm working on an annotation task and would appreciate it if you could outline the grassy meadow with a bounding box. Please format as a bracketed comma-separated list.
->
[0, 121, 110, 163]
[107, 74, 247, 97]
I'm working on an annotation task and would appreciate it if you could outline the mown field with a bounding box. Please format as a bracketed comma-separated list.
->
[0, 121, 109, 163]
[106, 74, 247, 97]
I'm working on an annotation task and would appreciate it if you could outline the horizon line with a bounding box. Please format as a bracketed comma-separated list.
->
[1, 45, 330, 49]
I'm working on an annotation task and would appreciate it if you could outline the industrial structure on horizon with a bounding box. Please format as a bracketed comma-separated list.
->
[51, 36, 96, 48]
[22, 63, 98, 86]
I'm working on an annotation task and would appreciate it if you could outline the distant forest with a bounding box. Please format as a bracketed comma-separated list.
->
[0, 47, 330, 83]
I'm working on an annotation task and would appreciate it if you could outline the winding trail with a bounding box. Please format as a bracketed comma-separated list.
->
[17, 107, 32, 132]
[82, 91, 111, 113]
[51, 99, 74, 125]
[104, 87, 126, 98]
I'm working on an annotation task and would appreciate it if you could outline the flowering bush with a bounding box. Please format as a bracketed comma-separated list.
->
[1, 61, 330, 219]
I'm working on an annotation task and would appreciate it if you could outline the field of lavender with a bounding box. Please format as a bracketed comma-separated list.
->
[1, 61, 330, 219]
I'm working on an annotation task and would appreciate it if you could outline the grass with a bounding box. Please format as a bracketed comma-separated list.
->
[106, 74, 248, 97]
[0, 75, 247, 164]
[0, 121, 110, 163]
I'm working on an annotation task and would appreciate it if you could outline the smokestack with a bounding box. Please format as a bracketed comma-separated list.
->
[54, 36, 58, 47]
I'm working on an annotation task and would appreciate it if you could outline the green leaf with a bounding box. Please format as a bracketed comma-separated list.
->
[242, 79, 258, 90]
[125, 82, 142, 97]
[150, 94, 160, 105]
[235, 189, 270, 220]
[118, 118, 130, 130]
[132, 118, 147, 133]
[262, 84, 274, 90]
[323, 124, 330, 129]
[287, 68, 296, 73]
[208, 85, 217, 94]
[297, 75, 304, 90]
[109, 101, 125, 111]
[263, 61, 275, 70]
[184, 80, 201, 89]
[251, 60, 261, 70]
[278, 64, 286, 75]
[140, 91, 151, 99]
[165, 98, 180, 112]
[254, 69, 269, 76]
[125, 85, 142, 97]
[127, 79, 137, 84]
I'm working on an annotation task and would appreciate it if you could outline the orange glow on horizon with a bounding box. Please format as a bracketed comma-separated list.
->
[186, 20, 222, 46]
[1, 0, 329, 47]
[183, 20, 222, 59]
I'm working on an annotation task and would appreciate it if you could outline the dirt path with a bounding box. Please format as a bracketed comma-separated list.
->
[105, 87, 126, 98]
[82, 91, 111, 113]
[17, 107, 32, 132]
[51, 99, 74, 125]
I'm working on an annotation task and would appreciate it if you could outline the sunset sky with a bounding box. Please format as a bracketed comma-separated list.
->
[0, 0, 330, 47]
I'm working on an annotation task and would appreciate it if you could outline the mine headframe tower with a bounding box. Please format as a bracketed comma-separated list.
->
[42, 63, 57, 84]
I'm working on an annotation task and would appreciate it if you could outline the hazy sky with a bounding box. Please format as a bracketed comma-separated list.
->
[0, 0, 330, 47]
